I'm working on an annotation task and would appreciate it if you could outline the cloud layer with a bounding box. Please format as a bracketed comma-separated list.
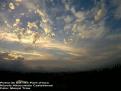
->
[0, 0, 121, 72]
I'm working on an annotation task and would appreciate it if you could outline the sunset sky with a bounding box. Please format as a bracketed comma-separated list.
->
[0, 0, 121, 72]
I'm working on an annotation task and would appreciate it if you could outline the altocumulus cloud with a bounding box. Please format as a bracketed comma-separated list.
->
[0, 0, 121, 72]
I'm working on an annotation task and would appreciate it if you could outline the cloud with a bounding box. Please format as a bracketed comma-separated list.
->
[0, 0, 121, 72]
[106, 33, 121, 40]
[0, 29, 121, 72]
[62, 0, 106, 41]
[64, 15, 73, 24]
[112, 0, 121, 19]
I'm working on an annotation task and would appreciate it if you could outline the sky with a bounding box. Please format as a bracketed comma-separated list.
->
[0, 0, 121, 72]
